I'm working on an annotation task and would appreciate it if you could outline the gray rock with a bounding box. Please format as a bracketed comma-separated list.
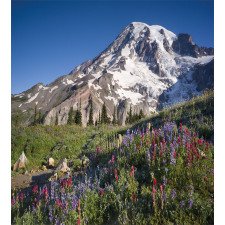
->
[56, 158, 69, 173]
[13, 151, 28, 171]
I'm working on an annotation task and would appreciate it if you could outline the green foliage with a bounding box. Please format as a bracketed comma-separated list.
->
[11, 90, 214, 224]
[126, 105, 145, 125]
[55, 112, 58, 125]
[112, 105, 117, 125]
[33, 105, 37, 126]
[38, 110, 43, 124]
[75, 99, 82, 126]
[139, 109, 144, 119]
[87, 96, 94, 126]
[67, 107, 74, 125]
[101, 102, 110, 124]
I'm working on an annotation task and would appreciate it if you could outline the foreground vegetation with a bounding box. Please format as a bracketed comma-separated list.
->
[11, 90, 214, 224]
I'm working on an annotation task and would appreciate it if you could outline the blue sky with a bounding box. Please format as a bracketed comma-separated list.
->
[11, 0, 214, 94]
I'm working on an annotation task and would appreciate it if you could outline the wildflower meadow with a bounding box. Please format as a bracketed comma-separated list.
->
[11, 90, 214, 224]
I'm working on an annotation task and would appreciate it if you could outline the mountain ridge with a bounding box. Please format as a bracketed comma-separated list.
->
[11, 22, 214, 126]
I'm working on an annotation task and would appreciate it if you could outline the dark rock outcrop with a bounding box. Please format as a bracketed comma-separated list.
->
[172, 33, 214, 58]
[193, 59, 214, 91]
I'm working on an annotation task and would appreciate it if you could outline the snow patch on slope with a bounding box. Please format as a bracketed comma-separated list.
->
[26, 92, 39, 103]
[49, 86, 58, 93]
[116, 88, 143, 105]
[105, 96, 118, 105]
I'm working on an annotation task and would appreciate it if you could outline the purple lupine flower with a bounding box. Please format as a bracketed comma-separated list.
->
[165, 168, 168, 173]
[180, 201, 185, 208]
[190, 185, 194, 195]
[84, 218, 88, 223]
[122, 215, 126, 223]
[146, 150, 150, 161]
[163, 193, 166, 201]
[188, 199, 193, 208]
[171, 189, 176, 199]
[71, 195, 78, 211]
[163, 177, 167, 186]
[210, 169, 214, 177]
[51, 183, 55, 200]
[55, 217, 59, 225]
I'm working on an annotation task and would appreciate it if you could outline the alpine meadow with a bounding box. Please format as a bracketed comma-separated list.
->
[11, 2, 214, 224]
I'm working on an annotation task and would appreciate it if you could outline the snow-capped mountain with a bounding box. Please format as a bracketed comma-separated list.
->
[11, 22, 214, 125]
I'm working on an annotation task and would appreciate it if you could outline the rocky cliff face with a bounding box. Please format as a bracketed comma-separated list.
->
[11, 22, 214, 126]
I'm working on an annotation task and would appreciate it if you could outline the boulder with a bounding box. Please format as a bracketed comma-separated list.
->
[42, 165, 47, 171]
[83, 158, 90, 166]
[49, 157, 55, 167]
[13, 151, 28, 171]
[56, 158, 69, 173]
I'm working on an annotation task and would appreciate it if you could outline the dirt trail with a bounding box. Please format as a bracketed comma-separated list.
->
[11, 169, 55, 190]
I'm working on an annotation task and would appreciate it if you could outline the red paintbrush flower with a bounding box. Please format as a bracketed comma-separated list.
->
[132, 194, 136, 202]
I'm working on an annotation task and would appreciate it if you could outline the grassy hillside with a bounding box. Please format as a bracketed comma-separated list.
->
[130, 89, 214, 141]
[11, 90, 214, 224]
[11, 124, 128, 175]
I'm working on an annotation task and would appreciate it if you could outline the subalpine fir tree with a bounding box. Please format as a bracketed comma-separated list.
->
[67, 107, 74, 125]
[77, 99, 82, 126]
[87, 96, 94, 126]
[38, 110, 42, 124]
[139, 109, 144, 119]
[98, 111, 101, 125]
[15, 109, 19, 127]
[112, 105, 117, 125]
[128, 105, 133, 123]
[55, 112, 58, 125]
[33, 105, 37, 126]
[75, 99, 82, 126]
[101, 102, 110, 124]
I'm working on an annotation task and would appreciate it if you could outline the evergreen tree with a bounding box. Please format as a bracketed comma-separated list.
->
[87, 97, 94, 126]
[98, 111, 101, 125]
[101, 102, 110, 124]
[75, 109, 79, 124]
[139, 109, 144, 119]
[129, 105, 133, 124]
[55, 112, 58, 125]
[112, 105, 117, 125]
[117, 117, 121, 126]
[67, 107, 74, 125]
[75, 99, 82, 126]
[38, 110, 42, 124]
[34, 105, 37, 126]
[78, 99, 82, 126]
[15, 111, 19, 127]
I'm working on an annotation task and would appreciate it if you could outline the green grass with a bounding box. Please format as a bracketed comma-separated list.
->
[130, 89, 214, 140]
[11, 89, 214, 175]
[11, 90, 214, 224]
[11, 124, 128, 174]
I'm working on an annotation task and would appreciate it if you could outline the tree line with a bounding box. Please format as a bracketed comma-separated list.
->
[32, 97, 145, 126]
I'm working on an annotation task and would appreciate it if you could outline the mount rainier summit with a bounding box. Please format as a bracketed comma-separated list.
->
[12, 22, 214, 125]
